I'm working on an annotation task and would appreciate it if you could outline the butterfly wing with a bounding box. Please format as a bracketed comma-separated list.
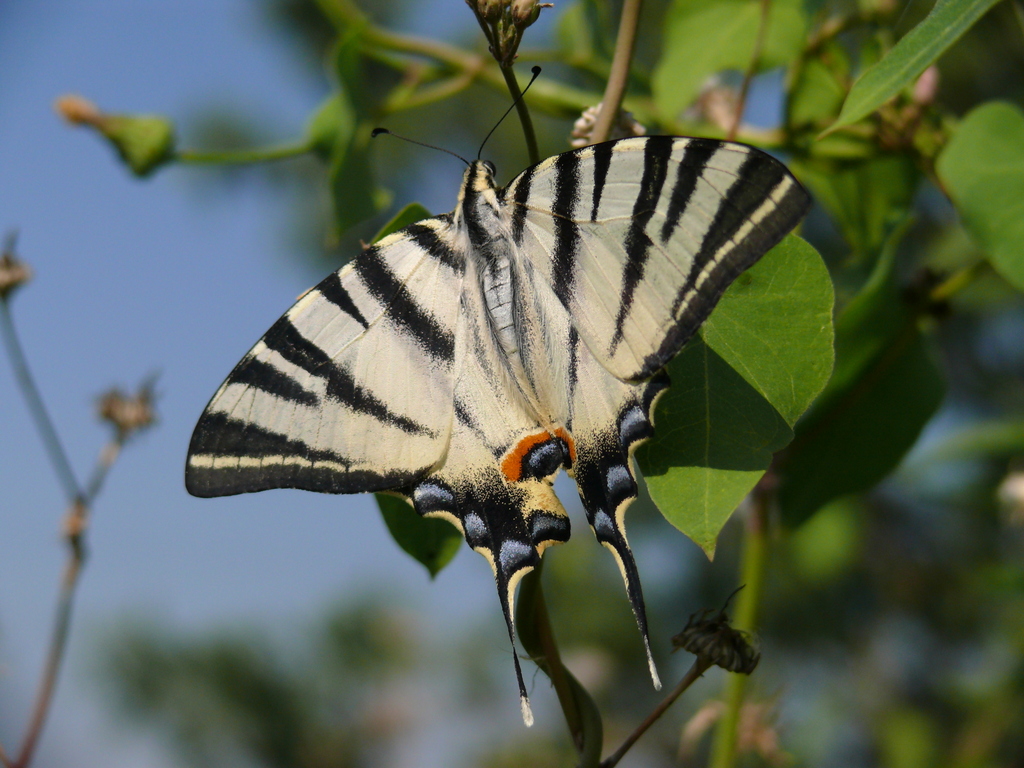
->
[186, 218, 464, 497]
[503, 136, 811, 382]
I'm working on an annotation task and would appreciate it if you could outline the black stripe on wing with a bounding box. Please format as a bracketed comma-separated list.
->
[228, 356, 319, 408]
[186, 412, 425, 496]
[551, 151, 583, 303]
[589, 141, 615, 222]
[610, 136, 675, 351]
[317, 271, 369, 330]
[405, 219, 463, 273]
[354, 244, 456, 363]
[660, 139, 719, 243]
[262, 316, 434, 436]
[640, 151, 811, 377]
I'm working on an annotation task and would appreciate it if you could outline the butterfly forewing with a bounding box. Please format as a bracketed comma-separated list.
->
[186, 217, 464, 497]
[504, 136, 811, 382]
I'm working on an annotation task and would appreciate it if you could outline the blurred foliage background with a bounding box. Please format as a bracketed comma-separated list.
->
[5, 0, 1024, 766]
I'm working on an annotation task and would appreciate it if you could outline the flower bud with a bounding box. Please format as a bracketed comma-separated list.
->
[473, 0, 505, 22]
[511, 0, 552, 27]
[56, 94, 176, 177]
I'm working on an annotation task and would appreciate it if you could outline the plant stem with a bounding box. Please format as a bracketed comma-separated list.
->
[13, 516, 86, 768]
[709, 485, 771, 768]
[728, 0, 772, 142]
[600, 658, 712, 768]
[0, 301, 80, 503]
[500, 66, 540, 165]
[590, 0, 643, 144]
[176, 141, 314, 166]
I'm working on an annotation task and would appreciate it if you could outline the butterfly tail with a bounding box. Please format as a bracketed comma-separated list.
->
[571, 373, 669, 690]
[410, 469, 573, 726]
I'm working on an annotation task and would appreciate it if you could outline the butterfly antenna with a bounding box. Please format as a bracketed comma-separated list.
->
[477, 65, 542, 160]
[370, 128, 470, 167]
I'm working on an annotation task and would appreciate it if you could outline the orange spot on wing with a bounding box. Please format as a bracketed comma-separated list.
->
[501, 428, 576, 483]
[501, 432, 551, 483]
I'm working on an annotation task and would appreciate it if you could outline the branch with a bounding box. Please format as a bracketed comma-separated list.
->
[590, 0, 644, 144]
[728, 0, 772, 142]
[600, 657, 712, 768]
[0, 301, 81, 503]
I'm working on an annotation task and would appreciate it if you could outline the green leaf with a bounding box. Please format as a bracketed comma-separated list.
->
[371, 203, 433, 243]
[653, 0, 807, 121]
[328, 128, 391, 236]
[776, 227, 945, 526]
[305, 94, 350, 160]
[701, 236, 835, 424]
[827, 0, 1002, 133]
[936, 101, 1024, 292]
[375, 494, 462, 578]
[789, 57, 848, 129]
[638, 236, 835, 556]
[323, 19, 390, 236]
[791, 155, 919, 261]
[640, 336, 794, 556]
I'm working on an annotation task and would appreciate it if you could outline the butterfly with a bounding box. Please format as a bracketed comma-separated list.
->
[186, 135, 810, 724]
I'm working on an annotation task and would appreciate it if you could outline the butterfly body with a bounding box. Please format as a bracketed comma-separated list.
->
[186, 136, 810, 724]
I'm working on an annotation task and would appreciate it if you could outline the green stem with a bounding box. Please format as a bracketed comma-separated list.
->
[0, 300, 81, 503]
[176, 140, 314, 166]
[590, 0, 643, 144]
[709, 486, 770, 768]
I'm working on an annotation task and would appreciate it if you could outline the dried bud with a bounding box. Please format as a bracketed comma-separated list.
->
[98, 379, 157, 439]
[0, 233, 32, 300]
[55, 94, 176, 177]
[998, 470, 1024, 526]
[511, 0, 552, 28]
[913, 65, 939, 106]
[55, 94, 103, 125]
[672, 589, 760, 674]
[570, 103, 647, 148]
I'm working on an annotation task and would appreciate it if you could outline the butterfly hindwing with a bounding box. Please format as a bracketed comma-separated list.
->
[186, 217, 463, 497]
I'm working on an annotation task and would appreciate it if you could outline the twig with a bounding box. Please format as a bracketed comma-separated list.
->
[12, 511, 86, 768]
[0, 301, 81, 503]
[590, 0, 643, 144]
[709, 483, 771, 768]
[600, 658, 712, 768]
[728, 0, 772, 142]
